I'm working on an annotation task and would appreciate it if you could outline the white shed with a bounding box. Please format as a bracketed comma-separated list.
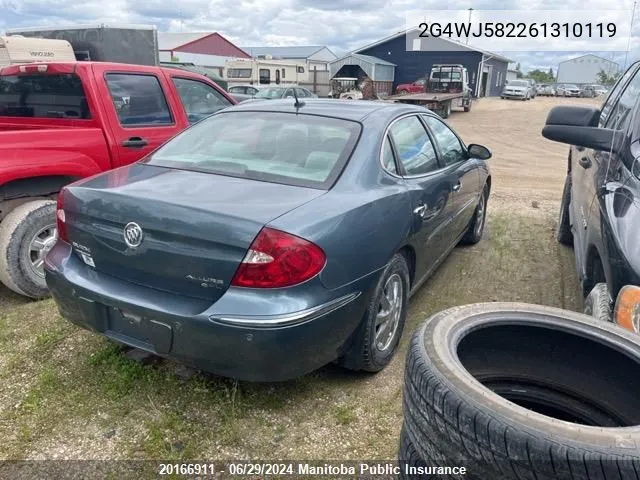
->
[557, 54, 621, 85]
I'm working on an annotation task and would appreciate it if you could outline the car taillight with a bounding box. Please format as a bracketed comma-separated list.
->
[56, 189, 68, 243]
[231, 227, 326, 288]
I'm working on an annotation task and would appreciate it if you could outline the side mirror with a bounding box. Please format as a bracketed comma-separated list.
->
[468, 144, 492, 160]
[542, 105, 622, 153]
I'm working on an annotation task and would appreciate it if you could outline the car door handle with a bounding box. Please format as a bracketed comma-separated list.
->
[578, 156, 592, 169]
[413, 204, 428, 218]
[452, 181, 462, 192]
[121, 137, 149, 148]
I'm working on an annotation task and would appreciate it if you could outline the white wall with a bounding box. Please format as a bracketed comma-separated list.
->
[557, 55, 620, 84]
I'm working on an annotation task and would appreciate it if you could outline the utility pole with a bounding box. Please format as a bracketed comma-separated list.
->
[624, 1, 637, 69]
[466, 8, 473, 44]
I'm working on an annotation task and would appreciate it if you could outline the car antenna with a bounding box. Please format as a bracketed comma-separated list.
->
[292, 87, 305, 110]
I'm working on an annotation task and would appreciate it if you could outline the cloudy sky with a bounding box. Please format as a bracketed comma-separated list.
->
[0, 0, 638, 73]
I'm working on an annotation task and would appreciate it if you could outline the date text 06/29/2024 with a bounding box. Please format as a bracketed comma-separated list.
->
[158, 462, 468, 477]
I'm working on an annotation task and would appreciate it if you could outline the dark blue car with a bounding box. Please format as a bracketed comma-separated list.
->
[45, 99, 492, 382]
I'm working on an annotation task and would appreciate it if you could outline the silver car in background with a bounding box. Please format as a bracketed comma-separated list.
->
[537, 84, 556, 96]
[501, 80, 533, 101]
[556, 84, 582, 97]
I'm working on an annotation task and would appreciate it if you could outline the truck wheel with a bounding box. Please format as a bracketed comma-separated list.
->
[440, 101, 451, 119]
[557, 175, 573, 246]
[404, 303, 640, 480]
[584, 283, 613, 323]
[0, 200, 57, 299]
[464, 101, 472, 112]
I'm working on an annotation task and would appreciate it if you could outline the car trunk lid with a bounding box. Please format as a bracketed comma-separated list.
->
[63, 164, 325, 302]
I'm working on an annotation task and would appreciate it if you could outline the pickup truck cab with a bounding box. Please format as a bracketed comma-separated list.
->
[542, 60, 640, 328]
[0, 61, 236, 298]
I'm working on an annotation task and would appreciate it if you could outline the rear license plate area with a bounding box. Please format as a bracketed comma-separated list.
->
[105, 308, 173, 354]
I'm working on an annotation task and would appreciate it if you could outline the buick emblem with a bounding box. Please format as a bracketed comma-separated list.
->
[123, 222, 143, 248]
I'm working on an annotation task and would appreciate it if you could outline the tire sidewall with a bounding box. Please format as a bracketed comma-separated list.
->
[362, 253, 410, 370]
[413, 303, 640, 448]
[0, 201, 56, 299]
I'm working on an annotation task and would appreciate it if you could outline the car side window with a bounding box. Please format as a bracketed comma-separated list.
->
[381, 135, 397, 174]
[295, 88, 309, 98]
[284, 89, 295, 98]
[106, 73, 173, 126]
[603, 69, 640, 132]
[422, 116, 467, 167]
[600, 63, 639, 127]
[172, 78, 231, 124]
[389, 116, 439, 176]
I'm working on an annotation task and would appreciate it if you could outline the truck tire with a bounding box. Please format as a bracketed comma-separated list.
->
[557, 175, 573, 246]
[584, 283, 613, 323]
[404, 303, 640, 480]
[464, 101, 472, 112]
[0, 200, 57, 299]
[440, 101, 451, 119]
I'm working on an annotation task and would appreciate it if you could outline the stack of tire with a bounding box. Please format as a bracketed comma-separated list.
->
[399, 303, 640, 480]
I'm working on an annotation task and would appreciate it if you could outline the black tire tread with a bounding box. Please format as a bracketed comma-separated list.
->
[403, 307, 640, 480]
[460, 186, 488, 245]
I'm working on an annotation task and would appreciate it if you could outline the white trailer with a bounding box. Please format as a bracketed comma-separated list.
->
[0, 36, 76, 68]
[225, 58, 308, 87]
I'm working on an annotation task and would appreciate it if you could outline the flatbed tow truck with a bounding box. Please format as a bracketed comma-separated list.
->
[384, 64, 473, 119]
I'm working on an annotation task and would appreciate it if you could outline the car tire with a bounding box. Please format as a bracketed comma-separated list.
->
[341, 253, 409, 373]
[0, 200, 57, 299]
[557, 174, 573, 246]
[403, 303, 640, 480]
[584, 283, 613, 323]
[398, 89, 408, 95]
[460, 185, 488, 245]
[500, 96, 505, 99]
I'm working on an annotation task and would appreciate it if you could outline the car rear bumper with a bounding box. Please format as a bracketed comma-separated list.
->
[45, 243, 373, 382]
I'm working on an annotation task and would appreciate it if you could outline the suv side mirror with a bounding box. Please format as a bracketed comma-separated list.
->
[542, 105, 622, 153]
[468, 144, 492, 160]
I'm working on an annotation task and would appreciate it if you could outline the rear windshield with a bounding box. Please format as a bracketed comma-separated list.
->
[0, 74, 90, 119]
[255, 88, 287, 99]
[145, 111, 362, 189]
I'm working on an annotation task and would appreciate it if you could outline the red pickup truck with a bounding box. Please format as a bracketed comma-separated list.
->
[0, 61, 236, 299]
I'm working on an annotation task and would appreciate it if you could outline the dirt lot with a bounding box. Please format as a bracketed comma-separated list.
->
[0, 96, 598, 467]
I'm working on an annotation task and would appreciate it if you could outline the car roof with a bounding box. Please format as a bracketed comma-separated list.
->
[227, 98, 424, 122]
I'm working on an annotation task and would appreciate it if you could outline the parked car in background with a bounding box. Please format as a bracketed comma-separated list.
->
[0, 61, 235, 299]
[396, 78, 426, 95]
[328, 77, 363, 100]
[580, 84, 608, 98]
[501, 80, 533, 100]
[556, 84, 582, 97]
[524, 78, 537, 98]
[537, 84, 556, 96]
[254, 85, 317, 100]
[227, 84, 266, 102]
[542, 60, 640, 330]
[45, 99, 493, 382]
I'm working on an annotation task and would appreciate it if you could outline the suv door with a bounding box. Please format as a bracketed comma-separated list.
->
[385, 114, 454, 283]
[422, 114, 481, 238]
[571, 61, 640, 292]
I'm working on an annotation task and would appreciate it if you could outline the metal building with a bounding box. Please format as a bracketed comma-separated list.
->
[351, 28, 511, 97]
[330, 53, 396, 96]
[557, 54, 621, 85]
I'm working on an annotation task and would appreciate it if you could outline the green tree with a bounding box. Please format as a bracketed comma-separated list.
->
[526, 69, 555, 83]
[596, 69, 621, 86]
[548, 67, 554, 80]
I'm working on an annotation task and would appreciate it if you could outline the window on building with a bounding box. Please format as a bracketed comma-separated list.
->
[297, 66, 305, 74]
[282, 68, 286, 79]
